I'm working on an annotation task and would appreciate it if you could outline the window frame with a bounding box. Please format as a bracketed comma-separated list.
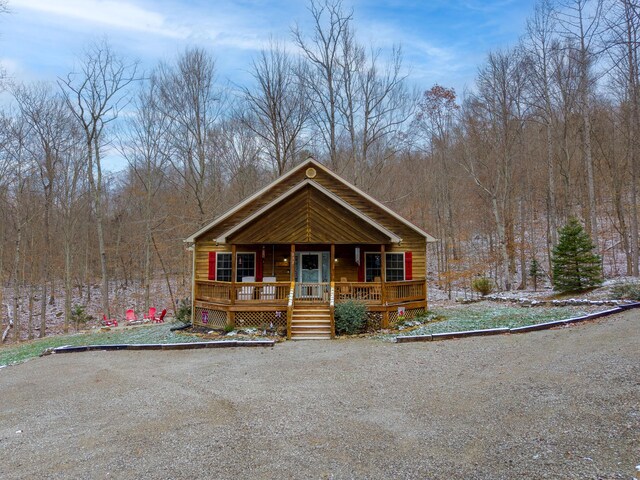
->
[364, 251, 406, 282]
[215, 252, 233, 282]
[364, 252, 382, 282]
[384, 252, 406, 282]
[236, 251, 256, 282]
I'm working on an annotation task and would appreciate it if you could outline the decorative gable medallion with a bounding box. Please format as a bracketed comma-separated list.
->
[305, 167, 317, 178]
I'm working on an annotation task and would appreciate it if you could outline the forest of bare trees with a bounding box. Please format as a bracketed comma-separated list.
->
[0, 0, 639, 341]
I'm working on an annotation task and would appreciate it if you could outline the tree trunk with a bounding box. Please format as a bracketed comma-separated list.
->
[64, 241, 72, 333]
[492, 196, 511, 291]
[91, 136, 110, 318]
[11, 220, 22, 342]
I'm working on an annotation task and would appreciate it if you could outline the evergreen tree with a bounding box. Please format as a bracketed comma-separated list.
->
[552, 218, 603, 293]
[529, 258, 544, 291]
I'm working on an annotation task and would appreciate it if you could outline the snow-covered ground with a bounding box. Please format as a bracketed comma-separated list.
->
[1, 276, 190, 344]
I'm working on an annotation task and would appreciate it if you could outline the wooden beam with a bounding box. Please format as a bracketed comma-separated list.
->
[381, 244, 388, 328]
[330, 244, 335, 282]
[231, 244, 237, 307]
[290, 244, 296, 282]
[191, 244, 196, 325]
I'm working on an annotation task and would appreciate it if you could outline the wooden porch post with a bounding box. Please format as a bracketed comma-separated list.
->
[190, 244, 196, 325]
[330, 244, 335, 281]
[228, 244, 237, 328]
[290, 244, 296, 282]
[425, 245, 429, 308]
[381, 244, 389, 328]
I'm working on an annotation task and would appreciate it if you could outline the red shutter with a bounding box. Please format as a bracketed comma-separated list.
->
[256, 250, 263, 281]
[208, 252, 216, 280]
[357, 248, 365, 282]
[404, 252, 413, 280]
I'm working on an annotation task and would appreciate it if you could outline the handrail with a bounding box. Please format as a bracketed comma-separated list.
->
[329, 282, 335, 339]
[286, 281, 295, 340]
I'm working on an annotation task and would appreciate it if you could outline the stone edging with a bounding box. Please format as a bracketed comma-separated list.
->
[43, 340, 275, 355]
[395, 302, 640, 344]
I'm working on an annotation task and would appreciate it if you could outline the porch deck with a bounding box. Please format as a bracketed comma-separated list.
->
[193, 279, 427, 338]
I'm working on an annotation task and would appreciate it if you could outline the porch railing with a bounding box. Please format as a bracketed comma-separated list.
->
[333, 282, 382, 304]
[334, 279, 426, 304]
[195, 280, 290, 305]
[386, 280, 426, 303]
[196, 279, 426, 306]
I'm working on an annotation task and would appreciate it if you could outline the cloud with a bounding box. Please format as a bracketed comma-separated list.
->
[17, 0, 190, 38]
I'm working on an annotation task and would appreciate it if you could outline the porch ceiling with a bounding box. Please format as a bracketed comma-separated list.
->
[220, 182, 398, 244]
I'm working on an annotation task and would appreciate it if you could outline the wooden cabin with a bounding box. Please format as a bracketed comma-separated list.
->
[185, 159, 435, 339]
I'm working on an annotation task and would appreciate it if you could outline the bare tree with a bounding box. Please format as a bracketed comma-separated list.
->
[413, 85, 459, 296]
[605, 0, 640, 275]
[59, 40, 138, 318]
[293, 0, 352, 170]
[555, 0, 604, 241]
[242, 40, 310, 175]
[0, 112, 37, 341]
[13, 83, 75, 337]
[524, 0, 560, 263]
[119, 76, 169, 311]
[155, 48, 225, 226]
[462, 48, 528, 290]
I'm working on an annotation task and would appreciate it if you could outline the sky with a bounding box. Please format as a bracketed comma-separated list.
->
[0, 0, 536, 169]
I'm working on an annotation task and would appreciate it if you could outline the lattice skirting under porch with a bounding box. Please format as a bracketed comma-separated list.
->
[234, 310, 287, 329]
[366, 311, 382, 330]
[388, 307, 425, 326]
[194, 307, 227, 328]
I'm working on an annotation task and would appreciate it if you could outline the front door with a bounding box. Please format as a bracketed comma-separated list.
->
[296, 252, 322, 299]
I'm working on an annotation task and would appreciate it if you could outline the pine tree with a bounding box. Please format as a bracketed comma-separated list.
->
[529, 258, 544, 291]
[552, 218, 603, 293]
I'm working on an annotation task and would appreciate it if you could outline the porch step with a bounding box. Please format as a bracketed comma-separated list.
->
[290, 305, 332, 340]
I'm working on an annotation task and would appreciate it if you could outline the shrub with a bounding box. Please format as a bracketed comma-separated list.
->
[174, 298, 192, 324]
[610, 282, 640, 301]
[71, 305, 92, 328]
[334, 299, 367, 335]
[471, 276, 493, 296]
[223, 324, 234, 333]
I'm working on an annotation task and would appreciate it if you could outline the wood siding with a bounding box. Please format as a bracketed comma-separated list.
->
[193, 163, 428, 281]
[228, 186, 390, 244]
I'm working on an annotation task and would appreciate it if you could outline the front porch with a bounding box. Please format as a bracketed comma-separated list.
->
[192, 242, 427, 338]
[186, 158, 434, 340]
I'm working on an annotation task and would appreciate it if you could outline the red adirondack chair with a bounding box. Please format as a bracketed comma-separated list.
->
[152, 308, 167, 323]
[102, 314, 118, 327]
[125, 309, 137, 323]
[143, 307, 157, 322]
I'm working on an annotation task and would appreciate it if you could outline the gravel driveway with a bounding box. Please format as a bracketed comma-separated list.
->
[1, 311, 639, 479]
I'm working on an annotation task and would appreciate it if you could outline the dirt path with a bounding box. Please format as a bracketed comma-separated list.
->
[1, 312, 639, 479]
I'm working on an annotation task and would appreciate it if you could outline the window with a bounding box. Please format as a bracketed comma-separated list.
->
[365, 253, 381, 282]
[216, 253, 232, 282]
[236, 253, 255, 282]
[365, 252, 405, 281]
[385, 253, 405, 281]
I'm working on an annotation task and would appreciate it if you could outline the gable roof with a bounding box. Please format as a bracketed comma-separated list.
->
[185, 158, 436, 243]
[216, 179, 402, 244]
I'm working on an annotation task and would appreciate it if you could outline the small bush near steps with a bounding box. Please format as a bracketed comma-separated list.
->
[334, 300, 367, 335]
